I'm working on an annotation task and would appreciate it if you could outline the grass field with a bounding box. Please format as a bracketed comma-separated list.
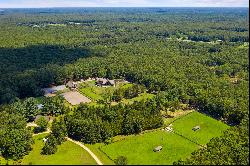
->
[78, 80, 116, 101]
[122, 92, 155, 104]
[21, 134, 97, 165]
[78, 81, 153, 105]
[119, 83, 133, 89]
[100, 130, 198, 165]
[163, 109, 195, 125]
[85, 143, 114, 165]
[96, 111, 229, 165]
[172, 111, 230, 145]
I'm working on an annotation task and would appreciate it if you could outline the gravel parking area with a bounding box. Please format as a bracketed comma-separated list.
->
[62, 91, 91, 105]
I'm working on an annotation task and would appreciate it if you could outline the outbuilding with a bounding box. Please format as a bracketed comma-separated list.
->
[153, 146, 163, 152]
[96, 78, 115, 87]
[192, 126, 200, 131]
[66, 81, 78, 90]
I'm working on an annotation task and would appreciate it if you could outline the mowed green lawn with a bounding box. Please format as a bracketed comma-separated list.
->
[78, 81, 151, 104]
[172, 111, 230, 145]
[101, 130, 199, 165]
[21, 134, 97, 165]
[78, 81, 105, 101]
[122, 92, 155, 104]
[79, 86, 104, 101]
[85, 143, 114, 165]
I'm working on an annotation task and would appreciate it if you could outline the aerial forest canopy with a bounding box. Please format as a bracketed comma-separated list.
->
[0, 7, 249, 164]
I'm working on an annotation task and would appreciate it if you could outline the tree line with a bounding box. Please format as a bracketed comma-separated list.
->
[0, 7, 248, 164]
[65, 99, 163, 144]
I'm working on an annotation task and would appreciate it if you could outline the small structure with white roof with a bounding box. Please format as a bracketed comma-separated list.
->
[153, 146, 163, 152]
[192, 125, 200, 131]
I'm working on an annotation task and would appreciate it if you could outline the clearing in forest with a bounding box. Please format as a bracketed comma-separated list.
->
[121, 92, 155, 104]
[21, 134, 97, 165]
[78, 80, 154, 105]
[171, 111, 230, 145]
[100, 130, 198, 165]
[95, 111, 229, 165]
[78, 80, 112, 101]
[61, 91, 91, 105]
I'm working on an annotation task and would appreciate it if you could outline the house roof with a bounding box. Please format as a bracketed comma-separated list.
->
[96, 78, 115, 85]
[43, 85, 66, 94]
[108, 80, 115, 85]
[96, 78, 108, 84]
[66, 81, 77, 88]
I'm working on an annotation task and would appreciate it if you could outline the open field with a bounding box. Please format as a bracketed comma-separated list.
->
[78, 81, 153, 105]
[61, 91, 91, 105]
[122, 92, 155, 104]
[100, 130, 198, 165]
[85, 143, 115, 165]
[21, 134, 97, 165]
[91, 111, 229, 165]
[163, 109, 195, 125]
[78, 81, 108, 101]
[171, 111, 230, 145]
[119, 83, 133, 89]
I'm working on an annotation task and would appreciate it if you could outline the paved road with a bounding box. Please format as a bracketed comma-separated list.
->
[66, 137, 103, 165]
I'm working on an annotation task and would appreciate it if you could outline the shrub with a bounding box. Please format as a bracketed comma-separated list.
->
[41, 135, 58, 155]
[35, 116, 48, 132]
[114, 156, 128, 165]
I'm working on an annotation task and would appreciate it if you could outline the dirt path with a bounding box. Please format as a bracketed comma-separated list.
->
[66, 137, 103, 165]
[30, 127, 103, 165]
[32, 129, 51, 136]
[26, 122, 38, 128]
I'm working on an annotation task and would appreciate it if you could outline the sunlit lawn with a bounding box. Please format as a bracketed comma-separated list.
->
[21, 134, 97, 165]
[122, 92, 155, 104]
[100, 130, 198, 165]
[172, 111, 230, 145]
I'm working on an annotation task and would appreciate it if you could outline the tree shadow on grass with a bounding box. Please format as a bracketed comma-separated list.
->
[0, 44, 106, 104]
[0, 44, 104, 75]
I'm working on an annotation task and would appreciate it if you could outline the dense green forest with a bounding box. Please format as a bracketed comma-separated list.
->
[0, 7, 249, 164]
[66, 100, 163, 144]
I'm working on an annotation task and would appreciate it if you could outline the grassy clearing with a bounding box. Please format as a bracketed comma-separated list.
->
[119, 83, 133, 89]
[95, 111, 229, 165]
[21, 134, 97, 165]
[100, 130, 198, 165]
[79, 86, 104, 101]
[78, 81, 106, 101]
[85, 143, 114, 165]
[163, 109, 194, 125]
[78, 80, 154, 105]
[172, 111, 230, 145]
[122, 92, 155, 104]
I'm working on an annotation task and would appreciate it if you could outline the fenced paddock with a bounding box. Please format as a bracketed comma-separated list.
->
[61, 91, 91, 105]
